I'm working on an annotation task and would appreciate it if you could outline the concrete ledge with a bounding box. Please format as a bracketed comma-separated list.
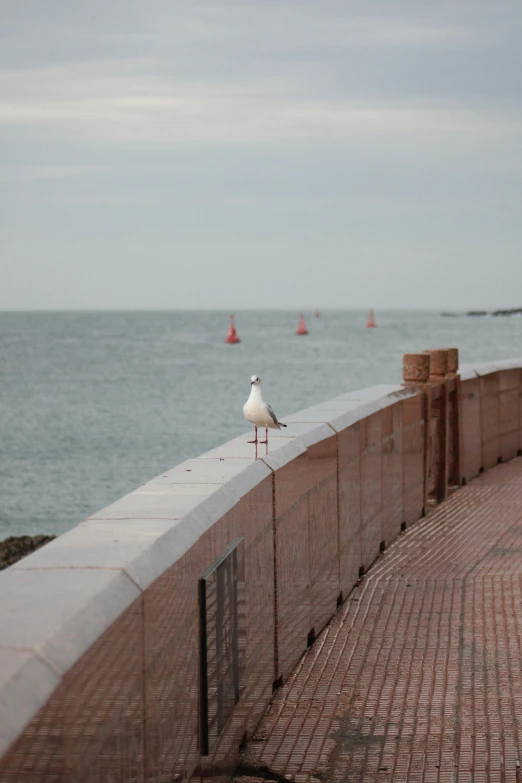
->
[261, 437, 308, 471]
[458, 363, 480, 381]
[0, 568, 140, 676]
[461, 358, 522, 377]
[0, 649, 60, 759]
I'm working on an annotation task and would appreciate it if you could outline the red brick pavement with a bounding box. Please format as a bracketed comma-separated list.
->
[236, 458, 522, 783]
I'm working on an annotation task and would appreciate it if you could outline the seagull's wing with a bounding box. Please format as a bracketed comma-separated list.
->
[266, 402, 286, 428]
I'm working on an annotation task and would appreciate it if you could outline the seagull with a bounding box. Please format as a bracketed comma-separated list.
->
[243, 375, 287, 445]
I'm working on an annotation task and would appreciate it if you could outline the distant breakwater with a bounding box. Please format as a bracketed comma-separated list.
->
[442, 307, 522, 317]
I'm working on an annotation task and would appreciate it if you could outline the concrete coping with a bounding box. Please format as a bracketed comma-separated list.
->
[458, 363, 481, 381]
[487, 358, 522, 372]
[0, 377, 483, 757]
[460, 358, 522, 379]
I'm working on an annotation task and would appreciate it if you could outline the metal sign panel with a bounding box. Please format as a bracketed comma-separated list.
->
[199, 537, 245, 756]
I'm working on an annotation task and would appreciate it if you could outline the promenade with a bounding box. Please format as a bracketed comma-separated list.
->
[1, 350, 520, 782]
[237, 457, 522, 783]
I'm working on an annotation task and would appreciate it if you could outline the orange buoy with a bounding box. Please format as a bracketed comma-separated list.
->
[313, 309, 320, 318]
[296, 313, 308, 335]
[225, 313, 240, 343]
[366, 308, 376, 328]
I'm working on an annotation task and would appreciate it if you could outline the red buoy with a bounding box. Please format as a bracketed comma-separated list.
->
[366, 308, 376, 328]
[313, 309, 320, 318]
[296, 313, 308, 335]
[225, 313, 240, 343]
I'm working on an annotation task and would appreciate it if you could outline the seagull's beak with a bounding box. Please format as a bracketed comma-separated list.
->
[250, 380, 254, 385]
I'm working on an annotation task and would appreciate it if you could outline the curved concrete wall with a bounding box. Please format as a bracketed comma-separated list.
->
[0, 357, 521, 782]
[459, 359, 522, 481]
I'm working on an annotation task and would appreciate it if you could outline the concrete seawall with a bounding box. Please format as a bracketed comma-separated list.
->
[0, 351, 521, 782]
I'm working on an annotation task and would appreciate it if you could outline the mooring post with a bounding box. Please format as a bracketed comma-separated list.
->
[402, 352, 431, 516]
[424, 349, 450, 502]
[445, 348, 462, 487]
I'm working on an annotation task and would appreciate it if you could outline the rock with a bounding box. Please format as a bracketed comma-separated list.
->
[0, 535, 56, 571]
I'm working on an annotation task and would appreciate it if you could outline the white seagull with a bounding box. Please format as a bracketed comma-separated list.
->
[243, 375, 287, 445]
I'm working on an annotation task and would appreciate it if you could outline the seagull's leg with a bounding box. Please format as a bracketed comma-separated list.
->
[260, 426, 269, 445]
[248, 425, 258, 444]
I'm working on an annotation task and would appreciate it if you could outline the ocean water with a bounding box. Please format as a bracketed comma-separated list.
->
[1, 309, 521, 539]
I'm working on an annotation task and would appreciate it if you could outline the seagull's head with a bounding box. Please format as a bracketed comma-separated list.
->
[250, 375, 261, 386]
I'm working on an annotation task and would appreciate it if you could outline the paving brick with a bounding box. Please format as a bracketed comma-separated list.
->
[237, 458, 522, 783]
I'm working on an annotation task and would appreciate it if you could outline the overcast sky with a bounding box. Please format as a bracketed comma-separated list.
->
[1, 1, 521, 310]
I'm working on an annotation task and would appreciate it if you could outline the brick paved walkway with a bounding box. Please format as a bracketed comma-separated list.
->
[236, 458, 522, 783]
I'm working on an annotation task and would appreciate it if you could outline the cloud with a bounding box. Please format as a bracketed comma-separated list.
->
[1, 62, 521, 151]
[0, 0, 481, 65]
[0, 164, 107, 183]
[1, 0, 520, 153]
[1, 0, 522, 311]
[1, 0, 521, 156]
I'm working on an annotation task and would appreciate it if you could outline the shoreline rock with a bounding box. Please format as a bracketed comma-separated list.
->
[0, 535, 56, 571]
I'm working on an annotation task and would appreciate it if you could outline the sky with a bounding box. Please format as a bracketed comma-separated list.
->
[1, 0, 521, 311]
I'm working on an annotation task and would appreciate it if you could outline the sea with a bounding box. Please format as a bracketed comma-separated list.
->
[1, 309, 521, 540]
